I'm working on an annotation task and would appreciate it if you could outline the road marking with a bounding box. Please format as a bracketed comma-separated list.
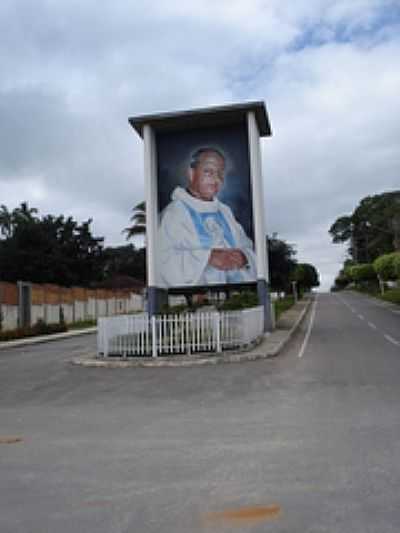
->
[334, 294, 356, 313]
[298, 295, 318, 358]
[368, 322, 377, 330]
[384, 334, 400, 347]
[358, 314, 364, 320]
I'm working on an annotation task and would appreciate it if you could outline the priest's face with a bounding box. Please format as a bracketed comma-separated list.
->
[189, 151, 225, 201]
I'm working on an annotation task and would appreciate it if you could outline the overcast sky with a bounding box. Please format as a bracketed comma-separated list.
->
[1, 0, 399, 290]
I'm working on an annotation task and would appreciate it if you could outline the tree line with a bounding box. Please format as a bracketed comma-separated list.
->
[0, 203, 145, 286]
[0, 201, 319, 292]
[330, 190, 400, 290]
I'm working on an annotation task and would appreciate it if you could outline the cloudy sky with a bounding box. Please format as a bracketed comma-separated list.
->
[1, 0, 399, 290]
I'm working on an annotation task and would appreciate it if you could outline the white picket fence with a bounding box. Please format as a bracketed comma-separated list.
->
[97, 306, 264, 358]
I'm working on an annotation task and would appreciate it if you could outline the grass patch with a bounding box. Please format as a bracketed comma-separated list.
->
[380, 288, 400, 305]
[353, 285, 400, 305]
[274, 296, 295, 320]
[67, 319, 97, 330]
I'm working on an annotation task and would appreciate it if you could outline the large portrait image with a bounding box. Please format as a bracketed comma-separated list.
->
[156, 123, 257, 289]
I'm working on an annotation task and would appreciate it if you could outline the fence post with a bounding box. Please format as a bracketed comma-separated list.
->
[270, 302, 276, 330]
[98, 318, 108, 357]
[214, 312, 221, 353]
[185, 313, 192, 355]
[241, 309, 249, 345]
[151, 315, 157, 358]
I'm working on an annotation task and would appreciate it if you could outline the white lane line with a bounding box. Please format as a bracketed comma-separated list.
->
[368, 322, 377, 330]
[335, 293, 357, 314]
[384, 334, 400, 347]
[358, 314, 364, 320]
[298, 295, 318, 358]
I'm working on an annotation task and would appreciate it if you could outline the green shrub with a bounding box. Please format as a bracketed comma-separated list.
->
[350, 263, 377, 281]
[373, 252, 400, 281]
[344, 265, 355, 281]
[218, 290, 259, 311]
[0, 320, 68, 342]
[68, 319, 97, 330]
[160, 304, 188, 315]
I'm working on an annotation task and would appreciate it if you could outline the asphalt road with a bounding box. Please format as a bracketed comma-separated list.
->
[1, 292, 399, 533]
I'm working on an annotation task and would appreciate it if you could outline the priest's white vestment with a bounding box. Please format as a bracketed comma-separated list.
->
[158, 187, 257, 287]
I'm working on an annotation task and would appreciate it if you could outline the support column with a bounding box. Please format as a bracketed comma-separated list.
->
[247, 112, 273, 331]
[143, 124, 161, 316]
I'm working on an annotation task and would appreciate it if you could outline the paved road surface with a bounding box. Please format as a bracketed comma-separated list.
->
[1, 292, 399, 532]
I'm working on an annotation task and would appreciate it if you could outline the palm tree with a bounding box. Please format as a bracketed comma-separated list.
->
[123, 201, 146, 240]
[0, 203, 38, 238]
[0, 205, 12, 237]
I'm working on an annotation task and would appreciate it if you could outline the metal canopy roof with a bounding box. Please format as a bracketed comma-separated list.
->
[129, 101, 272, 138]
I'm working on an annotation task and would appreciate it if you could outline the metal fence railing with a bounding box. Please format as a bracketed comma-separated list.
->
[98, 306, 264, 358]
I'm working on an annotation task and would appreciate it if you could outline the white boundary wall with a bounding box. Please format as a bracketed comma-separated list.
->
[0, 291, 144, 331]
[45, 305, 60, 324]
[1, 305, 18, 331]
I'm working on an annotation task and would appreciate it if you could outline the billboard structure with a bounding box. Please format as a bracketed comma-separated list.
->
[129, 102, 273, 330]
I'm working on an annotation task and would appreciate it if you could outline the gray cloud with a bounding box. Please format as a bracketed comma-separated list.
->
[1, 0, 399, 291]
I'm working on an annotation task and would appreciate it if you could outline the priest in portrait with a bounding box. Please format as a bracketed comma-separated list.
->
[158, 147, 257, 287]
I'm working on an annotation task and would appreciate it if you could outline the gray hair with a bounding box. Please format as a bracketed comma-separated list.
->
[189, 147, 225, 169]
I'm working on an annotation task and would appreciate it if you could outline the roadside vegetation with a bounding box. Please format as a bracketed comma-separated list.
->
[0, 320, 68, 342]
[330, 191, 400, 305]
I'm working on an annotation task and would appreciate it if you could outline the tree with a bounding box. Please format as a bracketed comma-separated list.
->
[103, 244, 146, 283]
[292, 263, 320, 291]
[123, 201, 146, 240]
[0, 203, 105, 286]
[267, 234, 297, 292]
[373, 252, 400, 281]
[329, 191, 400, 262]
[0, 205, 13, 237]
[349, 264, 377, 282]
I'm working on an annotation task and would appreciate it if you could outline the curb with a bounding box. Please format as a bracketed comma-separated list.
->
[265, 298, 312, 357]
[0, 327, 97, 351]
[71, 299, 312, 368]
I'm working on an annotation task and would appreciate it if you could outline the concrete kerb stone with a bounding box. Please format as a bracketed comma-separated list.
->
[265, 298, 312, 357]
[71, 297, 313, 368]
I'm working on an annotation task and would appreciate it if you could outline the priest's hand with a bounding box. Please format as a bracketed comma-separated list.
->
[208, 248, 248, 270]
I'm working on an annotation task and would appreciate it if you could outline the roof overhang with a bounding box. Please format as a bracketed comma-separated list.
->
[129, 101, 272, 138]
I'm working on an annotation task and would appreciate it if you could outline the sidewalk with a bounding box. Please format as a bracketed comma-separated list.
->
[72, 297, 312, 368]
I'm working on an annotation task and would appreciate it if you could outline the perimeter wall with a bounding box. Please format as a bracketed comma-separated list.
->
[0, 281, 144, 331]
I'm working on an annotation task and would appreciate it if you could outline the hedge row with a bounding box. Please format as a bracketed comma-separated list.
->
[373, 252, 400, 281]
[342, 252, 400, 283]
[0, 320, 68, 342]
